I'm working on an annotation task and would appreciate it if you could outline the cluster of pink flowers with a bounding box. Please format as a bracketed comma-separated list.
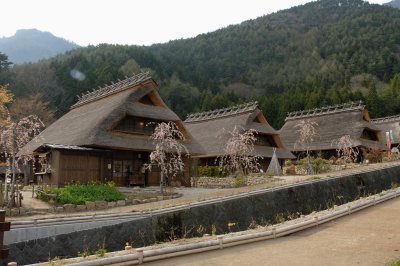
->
[147, 122, 189, 192]
[335, 135, 359, 163]
[218, 126, 262, 175]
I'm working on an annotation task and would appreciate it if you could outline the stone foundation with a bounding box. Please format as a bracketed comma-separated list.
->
[4, 193, 182, 217]
[191, 176, 275, 188]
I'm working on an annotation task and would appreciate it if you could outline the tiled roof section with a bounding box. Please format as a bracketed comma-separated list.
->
[185, 101, 259, 123]
[372, 114, 400, 124]
[71, 72, 152, 109]
[285, 101, 365, 121]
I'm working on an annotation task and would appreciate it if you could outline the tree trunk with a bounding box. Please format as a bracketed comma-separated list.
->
[8, 149, 16, 208]
[160, 171, 164, 195]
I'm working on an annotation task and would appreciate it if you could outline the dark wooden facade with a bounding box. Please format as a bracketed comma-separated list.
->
[21, 73, 202, 187]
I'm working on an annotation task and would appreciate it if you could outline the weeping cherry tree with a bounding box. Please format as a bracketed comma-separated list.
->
[294, 120, 318, 174]
[218, 126, 262, 175]
[147, 122, 189, 194]
[334, 135, 359, 164]
[0, 114, 44, 207]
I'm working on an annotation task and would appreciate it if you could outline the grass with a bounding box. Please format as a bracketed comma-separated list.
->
[387, 259, 400, 266]
[43, 182, 125, 205]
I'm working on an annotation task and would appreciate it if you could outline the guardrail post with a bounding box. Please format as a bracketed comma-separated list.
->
[313, 216, 319, 227]
[0, 210, 11, 265]
[347, 205, 351, 215]
[217, 236, 223, 249]
[272, 227, 276, 239]
[136, 248, 144, 264]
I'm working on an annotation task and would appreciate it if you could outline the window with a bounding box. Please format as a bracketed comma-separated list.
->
[114, 116, 158, 135]
[113, 160, 123, 177]
[255, 134, 278, 147]
[360, 129, 378, 141]
[137, 91, 163, 107]
[139, 94, 156, 106]
[113, 160, 133, 177]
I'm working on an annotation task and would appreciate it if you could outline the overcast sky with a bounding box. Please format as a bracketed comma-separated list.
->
[1, 0, 388, 46]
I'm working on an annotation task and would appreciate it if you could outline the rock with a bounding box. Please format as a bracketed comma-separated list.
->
[107, 201, 117, 208]
[132, 199, 141, 205]
[95, 200, 107, 210]
[10, 208, 20, 216]
[76, 205, 87, 211]
[56, 206, 64, 213]
[117, 200, 126, 207]
[157, 196, 164, 201]
[286, 165, 296, 175]
[124, 198, 132, 205]
[85, 201, 96, 210]
[63, 204, 76, 213]
[149, 198, 157, 202]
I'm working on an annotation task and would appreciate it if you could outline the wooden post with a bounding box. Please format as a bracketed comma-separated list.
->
[0, 210, 11, 264]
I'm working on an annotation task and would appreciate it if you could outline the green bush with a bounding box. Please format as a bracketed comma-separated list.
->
[298, 157, 331, 174]
[198, 166, 229, 177]
[234, 176, 246, 188]
[43, 182, 125, 205]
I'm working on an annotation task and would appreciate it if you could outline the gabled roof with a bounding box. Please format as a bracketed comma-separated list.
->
[184, 102, 294, 159]
[372, 114, 400, 145]
[280, 101, 385, 152]
[20, 73, 203, 155]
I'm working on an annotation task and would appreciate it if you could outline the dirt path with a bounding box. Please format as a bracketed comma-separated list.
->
[145, 197, 400, 266]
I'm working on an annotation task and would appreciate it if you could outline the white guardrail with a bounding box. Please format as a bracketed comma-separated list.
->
[27, 186, 400, 266]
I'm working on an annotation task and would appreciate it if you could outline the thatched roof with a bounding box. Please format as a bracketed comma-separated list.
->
[280, 101, 385, 152]
[372, 114, 400, 145]
[184, 102, 294, 159]
[20, 73, 203, 155]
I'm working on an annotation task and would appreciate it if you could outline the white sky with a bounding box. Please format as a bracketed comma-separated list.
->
[1, 0, 388, 46]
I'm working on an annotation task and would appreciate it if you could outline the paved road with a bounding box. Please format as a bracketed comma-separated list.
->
[146, 197, 400, 266]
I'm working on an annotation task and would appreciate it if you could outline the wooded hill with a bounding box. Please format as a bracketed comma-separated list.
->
[1, 0, 399, 128]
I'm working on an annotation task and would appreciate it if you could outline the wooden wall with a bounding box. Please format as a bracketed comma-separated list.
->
[58, 151, 102, 186]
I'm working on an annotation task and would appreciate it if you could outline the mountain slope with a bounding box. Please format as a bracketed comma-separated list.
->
[3, 0, 400, 127]
[149, 0, 400, 93]
[0, 29, 79, 64]
[384, 0, 400, 8]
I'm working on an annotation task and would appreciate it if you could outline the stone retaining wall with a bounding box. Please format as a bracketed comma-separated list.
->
[283, 163, 362, 175]
[7, 164, 400, 265]
[5, 194, 182, 217]
[191, 176, 274, 188]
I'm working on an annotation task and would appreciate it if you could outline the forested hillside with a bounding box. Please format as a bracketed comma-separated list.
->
[0, 0, 399, 128]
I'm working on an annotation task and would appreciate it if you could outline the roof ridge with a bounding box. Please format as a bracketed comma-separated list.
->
[285, 101, 365, 121]
[71, 72, 152, 109]
[372, 114, 400, 123]
[185, 101, 258, 123]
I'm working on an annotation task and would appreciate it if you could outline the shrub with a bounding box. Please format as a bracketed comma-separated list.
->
[234, 176, 246, 188]
[43, 182, 125, 205]
[198, 166, 229, 177]
[360, 147, 382, 163]
[297, 157, 331, 174]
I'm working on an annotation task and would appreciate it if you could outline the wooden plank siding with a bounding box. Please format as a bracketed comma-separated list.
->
[58, 152, 101, 186]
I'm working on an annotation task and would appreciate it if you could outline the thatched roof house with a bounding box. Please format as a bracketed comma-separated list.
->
[279, 101, 385, 158]
[372, 114, 400, 146]
[184, 102, 294, 170]
[21, 73, 202, 186]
